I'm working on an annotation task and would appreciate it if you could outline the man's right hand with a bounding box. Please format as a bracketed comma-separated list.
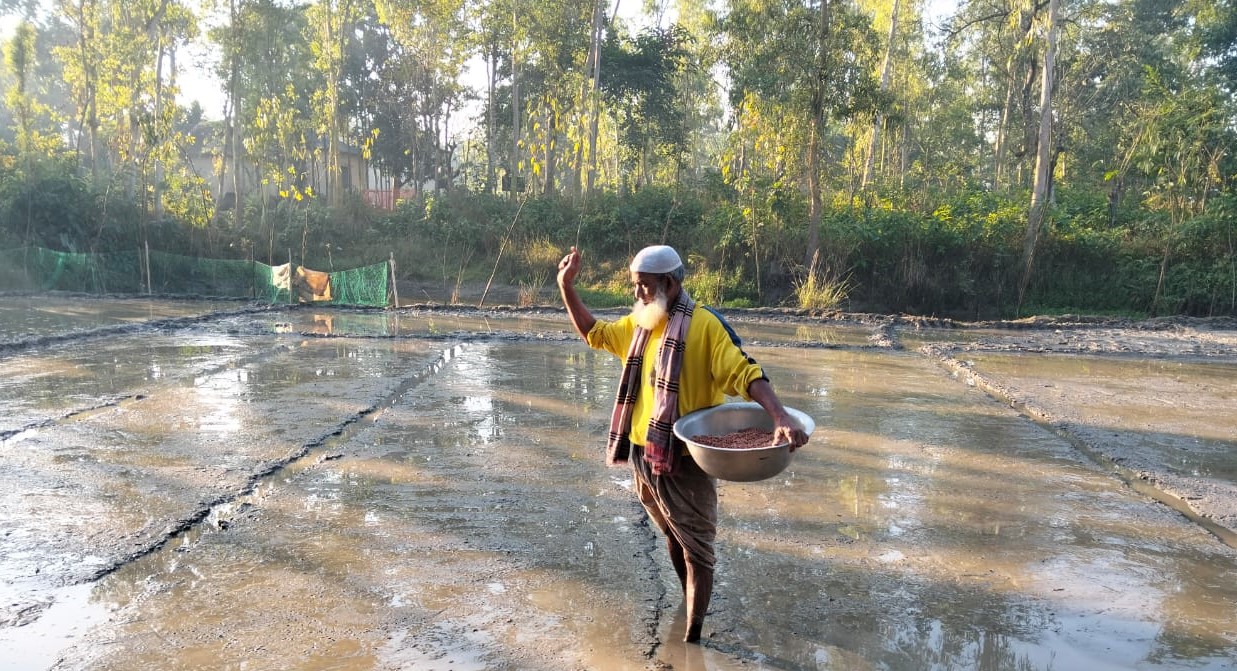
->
[557, 246, 596, 339]
[558, 246, 581, 288]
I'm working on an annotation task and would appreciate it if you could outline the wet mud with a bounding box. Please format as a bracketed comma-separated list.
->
[1, 298, 1235, 670]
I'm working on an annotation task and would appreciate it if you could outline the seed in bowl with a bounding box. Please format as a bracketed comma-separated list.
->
[691, 428, 777, 449]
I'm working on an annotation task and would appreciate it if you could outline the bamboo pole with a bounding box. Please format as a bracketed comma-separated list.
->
[389, 252, 399, 308]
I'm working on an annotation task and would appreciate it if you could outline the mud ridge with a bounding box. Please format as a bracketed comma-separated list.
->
[84, 342, 468, 583]
[0, 394, 146, 442]
[632, 515, 673, 659]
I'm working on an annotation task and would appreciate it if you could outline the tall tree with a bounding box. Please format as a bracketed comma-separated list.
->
[1018, 0, 1059, 311]
[54, 0, 103, 182]
[861, 0, 900, 191]
[599, 25, 692, 190]
[307, 0, 363, 208]
[469, 0, 516, 194]
[1117, 70, 1234, 314]
[720, 0, 883, 267]
[375, 0, 470, 195]
[211, 0, 318, 209]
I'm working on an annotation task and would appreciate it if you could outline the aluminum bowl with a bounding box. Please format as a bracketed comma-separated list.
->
[673, 402, 816, 482]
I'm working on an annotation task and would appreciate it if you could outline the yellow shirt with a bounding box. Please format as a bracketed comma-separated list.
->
[586, 307, 767, 447]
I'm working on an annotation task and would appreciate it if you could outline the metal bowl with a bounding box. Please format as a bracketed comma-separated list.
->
[673, 402, 815, 482]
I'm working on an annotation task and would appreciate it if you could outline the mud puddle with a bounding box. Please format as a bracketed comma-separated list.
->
[935, 351, 1237, 540]
[2, 302, 1236, 670]
[0, 295, 242, 343]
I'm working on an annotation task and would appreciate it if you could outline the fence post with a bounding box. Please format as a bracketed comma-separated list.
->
[389, 252, 399, 308]
[144, 240, 152, 295]
[288, 249, 294, 305]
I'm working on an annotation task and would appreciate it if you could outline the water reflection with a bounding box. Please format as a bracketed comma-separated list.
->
[267, 309, 572, 338]
[725, 320, 874, 347]
[705, 348, 1237, 670]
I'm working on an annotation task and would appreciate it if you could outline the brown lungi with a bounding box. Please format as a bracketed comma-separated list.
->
[632, 445, 717, 570]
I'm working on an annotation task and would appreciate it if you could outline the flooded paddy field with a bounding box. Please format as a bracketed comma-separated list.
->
[1, 298, 1235, 670]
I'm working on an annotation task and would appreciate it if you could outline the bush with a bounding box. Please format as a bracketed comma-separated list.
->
[793, 252, 853, 311]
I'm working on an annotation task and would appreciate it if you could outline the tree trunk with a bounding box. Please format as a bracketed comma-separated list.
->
[229, 0, 243, 228]
[585, 0, 610, 198]
[73, 0, 101, 186]
[1018, 0, 1059, 313]
[486, 45, 497, 194]
[804, 0, 831, 268]
[510, 10, 521, 199]
[994, 67, 1015, 189]
[154, 38, 167, 221]
[862, 0, 899, 191]
[543, 103, 557, 194]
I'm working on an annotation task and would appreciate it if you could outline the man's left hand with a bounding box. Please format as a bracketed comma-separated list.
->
[773, 414, 809, 451]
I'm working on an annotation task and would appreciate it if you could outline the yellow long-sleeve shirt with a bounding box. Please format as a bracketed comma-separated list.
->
[586, 307, 767, 447]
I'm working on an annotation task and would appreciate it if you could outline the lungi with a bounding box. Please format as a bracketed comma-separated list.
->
[632, 445, 717, 570]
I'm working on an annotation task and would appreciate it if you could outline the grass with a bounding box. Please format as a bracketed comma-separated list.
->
[794, 255, 853, 311]
[577, 285, 631, 308]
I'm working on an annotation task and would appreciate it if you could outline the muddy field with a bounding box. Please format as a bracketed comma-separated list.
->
[1, 295, 1235, 671]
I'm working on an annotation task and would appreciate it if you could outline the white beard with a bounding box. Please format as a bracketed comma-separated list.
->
[632, 289, 671, 331]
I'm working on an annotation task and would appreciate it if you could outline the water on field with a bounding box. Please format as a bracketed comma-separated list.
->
[1, 299, 1235, 670]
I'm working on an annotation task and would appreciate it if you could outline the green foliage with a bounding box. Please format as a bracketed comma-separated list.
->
[599, 26, 694, 184]
[575, 284, 630, 308]
[683, 262, 756, 307]
[1, 173, 100, 250]
[2, 171, 1235, 317]
[575, 187, 703, 266]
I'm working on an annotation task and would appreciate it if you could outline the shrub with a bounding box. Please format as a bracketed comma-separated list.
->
[793, 252, 853, 311]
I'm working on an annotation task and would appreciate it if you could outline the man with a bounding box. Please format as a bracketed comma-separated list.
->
[557, 244, 809, 643]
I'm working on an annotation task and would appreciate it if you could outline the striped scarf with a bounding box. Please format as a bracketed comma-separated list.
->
[606, 292, 696, 476]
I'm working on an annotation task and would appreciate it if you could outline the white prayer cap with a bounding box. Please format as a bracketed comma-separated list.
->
[629, 245, 683, 274]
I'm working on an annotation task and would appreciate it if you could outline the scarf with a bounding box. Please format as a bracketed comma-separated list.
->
[606, 292, 695, 476]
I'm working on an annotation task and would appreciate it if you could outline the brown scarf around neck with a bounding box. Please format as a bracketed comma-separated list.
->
[605, 292, 695, 476]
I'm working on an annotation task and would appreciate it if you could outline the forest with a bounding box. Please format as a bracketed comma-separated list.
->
[1, 0, 1236, 318]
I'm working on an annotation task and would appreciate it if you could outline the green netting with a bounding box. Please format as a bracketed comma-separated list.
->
[0, 247, 145, 294]
[327, 262, 390, 307]
[0, 246, 390, 307]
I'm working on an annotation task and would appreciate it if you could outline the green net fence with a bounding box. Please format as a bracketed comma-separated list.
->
[0, 247, 390, 307]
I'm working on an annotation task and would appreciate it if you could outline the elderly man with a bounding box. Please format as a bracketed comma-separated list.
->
[557, 244, 808, 643]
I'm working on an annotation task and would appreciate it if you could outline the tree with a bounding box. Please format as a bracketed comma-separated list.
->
[861, 0, 901, 191]
[54, 0, 103, 182]
[1018, 0, 1059, 312]
[4, 22, 51, 162]
[468, 0, 516, 194]
[1197, 0, 1237, 93]
[599, 25, 692, 190]
[4, 20, 53, 247]
[308, 0, 364, 208]
[211, 0, 318, 207]
[1118, 70, 1235, 314]
[720, 0, 883, 267]
[374, 0, 470, 195]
